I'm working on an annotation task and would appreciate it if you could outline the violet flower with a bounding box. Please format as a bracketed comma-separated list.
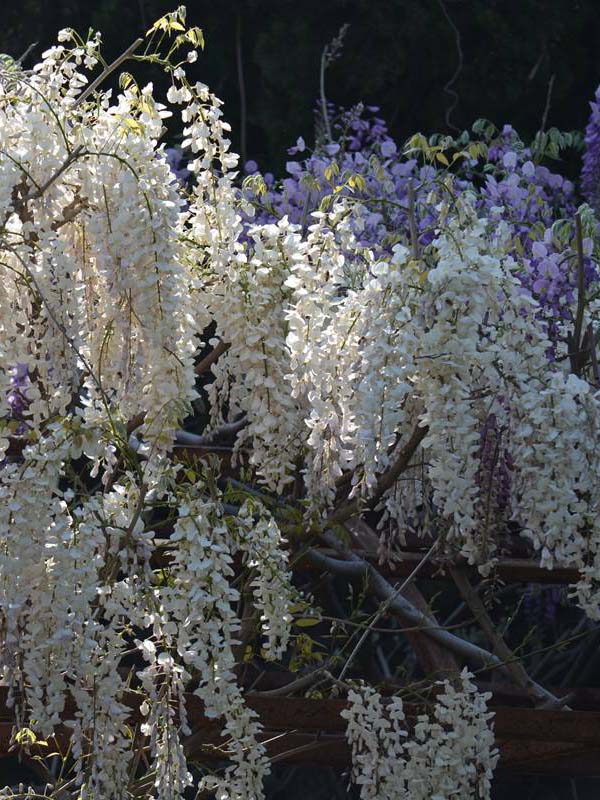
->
[581, 83, 600, 213]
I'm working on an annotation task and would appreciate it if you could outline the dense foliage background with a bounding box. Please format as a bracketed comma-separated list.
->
[2, 0, 600, 171]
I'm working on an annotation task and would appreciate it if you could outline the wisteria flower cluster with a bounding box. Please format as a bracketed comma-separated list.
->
[0, 12, 296, 799]
[243, 106, 589, 349]
[342, 670, 498, 799]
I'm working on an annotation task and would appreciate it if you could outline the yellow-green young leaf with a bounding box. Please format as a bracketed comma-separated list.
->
[139, 97, 154, 115]
[185, 468, 196, 482]
[171, 33, 187, 51]
[120, 116, 143, 134]
[324, 164, 339, 182]
[119, 72, 134, 91]
[248, 175, 268, 197]
[0, 54, 16, 70]
[435, 152, 450, 167]
[467, 142, 487, 161]
[404, 132, 428, 154]
[187, 27, 205, 49]
[146, 15, 168, 36]
[348, 174, 366, 192]
[288, 601, 310, 614]
[15, 728, 47, 746]
[243, 645, 254, 663]
[294, 617, 321, 628]
[122, 726, 135, 741]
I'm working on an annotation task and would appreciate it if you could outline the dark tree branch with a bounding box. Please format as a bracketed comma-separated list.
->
[326, 423, 428, 526]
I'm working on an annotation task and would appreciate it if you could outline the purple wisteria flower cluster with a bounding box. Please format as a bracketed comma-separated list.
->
[165, 145, 191, 186]
[475, 412, 512, 530]
[240, 103, 595, 350]
[582, 83, 600, 214]
[6, 363, 30, 434]
[244, 102, 440, 251]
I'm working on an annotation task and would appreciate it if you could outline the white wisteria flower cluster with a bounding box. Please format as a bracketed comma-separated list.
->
[273, 196, 600, 612]
[341, 670, 498, 799]
[0, 13, 297, 798]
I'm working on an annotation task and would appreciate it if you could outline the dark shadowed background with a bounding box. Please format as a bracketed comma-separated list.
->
[1, 0, 600, 173]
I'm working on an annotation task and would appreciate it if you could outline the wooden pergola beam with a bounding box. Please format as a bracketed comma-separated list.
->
[2, 690, 600, 777]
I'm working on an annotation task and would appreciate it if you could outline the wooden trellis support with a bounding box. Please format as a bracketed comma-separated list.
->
[1, 689, 600, 777]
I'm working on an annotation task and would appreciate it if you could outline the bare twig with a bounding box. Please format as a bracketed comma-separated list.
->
[436, 0, 463, 133]
[175, 417, 248, 447]
[540, 73, 556, 134]
[73, 37, 144, 109]
[572, 212, 586, 373]
[587, 322, 600, 386]
[308, 540, 566, 708]
[269, 738, 324, 765]
[334, 537, 440, 681]
[15, 41, 38, 66]
[235, 12, 247, 166]
[24, 145, 85, 202]
[319, 24, 349, 144]
[319, 57, 333, 143]
[449, 565, 561, 707]
[257, 660, 337, 697]
[51, 194, 89, 231]
[326, 423, 428, 526]
[528, 44, 546, 82]
[407, 178, 419, 260]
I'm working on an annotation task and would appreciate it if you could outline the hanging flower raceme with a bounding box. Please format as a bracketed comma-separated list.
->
[0, 26, 200, 466]
[204, 217, 307, 492]
[0, 16, 296, 800]
[149, 490, 295, 799]
[582, 82, 600, 214]
[341, 670, 498, 799]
